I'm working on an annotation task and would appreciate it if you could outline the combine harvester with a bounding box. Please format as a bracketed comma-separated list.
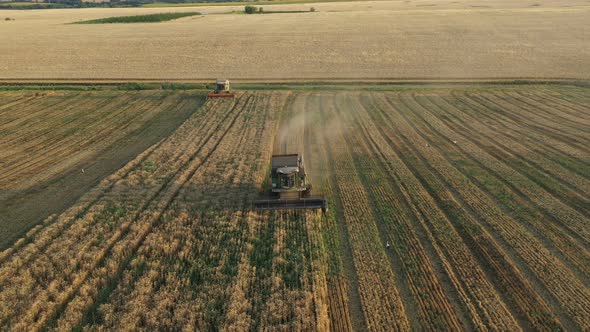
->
[254, 154, 327, 213]
[207, 79, 234, 98]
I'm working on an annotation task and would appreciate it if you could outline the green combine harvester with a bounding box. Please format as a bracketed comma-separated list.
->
[254, 154, 327, 213]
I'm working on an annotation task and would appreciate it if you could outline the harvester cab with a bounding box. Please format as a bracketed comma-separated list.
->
[254, 154, 327, 213]
[207, 79, 234, 98]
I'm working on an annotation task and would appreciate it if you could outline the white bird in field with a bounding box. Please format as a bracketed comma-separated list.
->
[81, 168, 85, 174]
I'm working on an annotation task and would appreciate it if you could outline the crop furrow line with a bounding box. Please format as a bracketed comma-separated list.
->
[409, 95, 590, 283]
[446, 91, 590, 178]
[32, 94, 253, 330]
[427, 94, 590, 202]
[468, 92, 589, 153]
[394, 93, 589, 330]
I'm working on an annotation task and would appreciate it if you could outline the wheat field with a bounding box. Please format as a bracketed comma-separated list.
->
[0, 85, 588, 330]
[1, 0, 589, 80]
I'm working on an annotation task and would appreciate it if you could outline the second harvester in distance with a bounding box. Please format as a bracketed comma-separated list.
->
[207, 79, 234, 98]
[254, 154, 327, 213]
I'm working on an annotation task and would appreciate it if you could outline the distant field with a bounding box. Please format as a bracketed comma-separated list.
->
[0, 84, 588, 330]
[1, 0, 589, 79]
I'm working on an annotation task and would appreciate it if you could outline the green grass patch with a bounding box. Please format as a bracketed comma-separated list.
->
[73, 12, 201, 24]
[1, 1, 51, 6]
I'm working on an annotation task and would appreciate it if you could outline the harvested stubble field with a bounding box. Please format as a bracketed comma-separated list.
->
[1, 0, 590, 79]
[0, 90, 205, 249]
[0, 83, 588, 330]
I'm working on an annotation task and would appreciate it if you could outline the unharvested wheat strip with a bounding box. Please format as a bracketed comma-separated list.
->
[258, 212, 311, 331]
[327, 277, 353, 332]
[364, 93, 534, 330]
[445, 92, 590, 176]
[0, 95, 240, 326]
[98, 210, 200, 330]
[221, 212, 266, 331]
[393, 93, 590, 329]
[306, 212, 331, 332]
[335, 93, 462, 330]
[405, 94, 590, 244]
[467, 92, 590, 154]
[427, 95, 590, 201]
[321, 94, 409, 331]
[52, 92, 262, 329]
[511, 91, 590, 127]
